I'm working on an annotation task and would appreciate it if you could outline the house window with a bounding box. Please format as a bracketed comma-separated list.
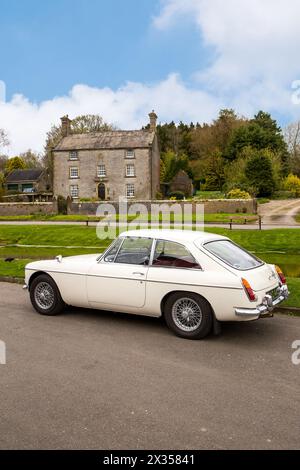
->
[126, 183, 135, 198]
[126, 164, 135, 177]
[69, 167, 79, 179]
[97, 164, 106, 177]
[70, 185, 79, 198]
[69, 151, 78, 161]
[125, 149, 135, 158]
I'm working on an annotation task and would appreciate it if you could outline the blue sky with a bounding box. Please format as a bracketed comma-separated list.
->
[1, 0, 300, 155]
[0, 0, 204, 102]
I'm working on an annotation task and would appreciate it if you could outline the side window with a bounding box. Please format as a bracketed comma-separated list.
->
[103, 238, 123, 263]
[115, 237, 153, 265]
[152, 240, 201, 269]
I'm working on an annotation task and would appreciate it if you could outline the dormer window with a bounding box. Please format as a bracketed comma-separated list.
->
[125, 149, 135, 159]
[69, 151, 78, 161]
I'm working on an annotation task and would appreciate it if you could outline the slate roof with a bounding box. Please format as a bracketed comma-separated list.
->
[6, 169, 43, 183]
[54, 130, 155, 151]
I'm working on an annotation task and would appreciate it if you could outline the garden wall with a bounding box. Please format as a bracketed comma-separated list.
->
[0, 200, 57, 216]
[68, 199, 257, 215]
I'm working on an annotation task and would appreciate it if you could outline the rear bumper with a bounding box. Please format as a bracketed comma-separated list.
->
[235, 284, 289, 318]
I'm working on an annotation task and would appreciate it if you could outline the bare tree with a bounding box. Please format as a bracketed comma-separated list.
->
[284, 121, 300, 175]
[0, 128, 9, 149]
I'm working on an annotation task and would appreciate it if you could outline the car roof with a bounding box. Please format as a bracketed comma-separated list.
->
[119, 229, 227, 244]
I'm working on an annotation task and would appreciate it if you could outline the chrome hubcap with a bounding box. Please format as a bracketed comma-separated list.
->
[34, 282, 55, 310]
[172, 297, 202, 332]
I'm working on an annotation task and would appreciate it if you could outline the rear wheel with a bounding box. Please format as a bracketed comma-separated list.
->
[30, 274, 65, 315]
[164, 292, 212, 339]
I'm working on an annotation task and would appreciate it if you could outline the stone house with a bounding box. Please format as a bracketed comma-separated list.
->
[5, 169, 49, 194]
[52, 111, 160, 201]
[169, 170, 194, 197]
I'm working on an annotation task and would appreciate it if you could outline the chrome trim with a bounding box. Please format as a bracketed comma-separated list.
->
[23, 284, 28, 290]
[235, 285, 289, 317]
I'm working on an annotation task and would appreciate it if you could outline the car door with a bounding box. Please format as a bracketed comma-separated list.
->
[87, 236, 153, 308]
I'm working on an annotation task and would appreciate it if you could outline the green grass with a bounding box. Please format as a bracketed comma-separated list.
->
[0, 225, 300, 307]
[295, 213, 300, 223]
[194, 190, 225, 199]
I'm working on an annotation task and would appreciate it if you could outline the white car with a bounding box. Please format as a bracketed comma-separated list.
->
[24, 229, 289, 340]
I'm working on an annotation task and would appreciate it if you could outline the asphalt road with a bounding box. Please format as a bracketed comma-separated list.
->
[0, 282, 299, 450]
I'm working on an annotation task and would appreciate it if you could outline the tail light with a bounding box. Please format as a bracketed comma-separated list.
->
[275, 265, 286, 284]
[241, 278, 256, 301]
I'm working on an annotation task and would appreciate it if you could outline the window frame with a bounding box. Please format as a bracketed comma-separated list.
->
[69, 150, 78, 161]
[70, 184, 79, 198]
[202, 239, 264, 271]
[126, 183, 135, 198]
[97, 164, 106, 177]
[150, 239, 202, 271]
[126, 163, 135, 177]
[100, 236, 154, 266]
[125, 149, 135, 159]
[69, 166, 79, 179]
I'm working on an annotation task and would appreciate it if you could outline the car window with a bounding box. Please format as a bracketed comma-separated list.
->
[152, 240, 201, 269]
[203, 240, 263, 270]
[103, 238, 124, 262]
[114, 237, 153, 265]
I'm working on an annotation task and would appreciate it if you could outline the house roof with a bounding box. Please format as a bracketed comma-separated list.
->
[6, 169, 43, 183]
[54, 130, 155, 151]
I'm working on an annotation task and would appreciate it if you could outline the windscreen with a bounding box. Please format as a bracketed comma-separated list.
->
[203, 240, 263, 270]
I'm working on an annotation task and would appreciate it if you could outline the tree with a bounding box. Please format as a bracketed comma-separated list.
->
[0, 129, 9, 150]
[284, 121, 300, 176]
[5, 156, 26, 175]
[245, 153, 275, 197]
[283, 174, 300, 197]
[19, 150, 42, 169]
[227, 111, 289, 174]
[160, 151, 193, 183]
[43, 114, 115, 185]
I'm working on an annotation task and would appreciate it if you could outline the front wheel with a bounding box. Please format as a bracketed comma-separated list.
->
[164, 292, 213, 340]
[30, 274, 65, 315]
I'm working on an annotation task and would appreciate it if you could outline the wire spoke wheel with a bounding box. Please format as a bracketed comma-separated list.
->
[34, 282, 55, 310]
[171, 297, 203, 332]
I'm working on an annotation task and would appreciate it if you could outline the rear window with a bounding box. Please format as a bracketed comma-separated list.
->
[203, 240, 263, 270]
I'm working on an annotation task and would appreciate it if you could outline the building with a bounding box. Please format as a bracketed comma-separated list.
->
[5, 169, 49, 195]
[169, 170, 194, 197]
[52, 111, 160, 201]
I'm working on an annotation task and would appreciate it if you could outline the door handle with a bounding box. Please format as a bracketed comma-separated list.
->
[132, 272, 145, 276]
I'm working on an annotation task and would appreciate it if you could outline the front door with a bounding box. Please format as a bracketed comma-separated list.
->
[98, 183, 106, 200]
[87, 236, 153, 308]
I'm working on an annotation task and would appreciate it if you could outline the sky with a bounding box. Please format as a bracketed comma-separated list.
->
[1, 0, 300, 155]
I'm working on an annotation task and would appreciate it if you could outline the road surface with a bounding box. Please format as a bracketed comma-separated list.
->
[0, 282, 299, 450]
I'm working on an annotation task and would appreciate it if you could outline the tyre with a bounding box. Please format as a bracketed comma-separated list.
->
[164, 292, 213, 340]
[29, 274, 65, 316]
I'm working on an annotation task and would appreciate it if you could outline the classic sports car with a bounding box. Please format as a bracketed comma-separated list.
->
[24, 229, 289, 339]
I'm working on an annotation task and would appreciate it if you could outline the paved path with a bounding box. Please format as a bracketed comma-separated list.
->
[259, 199, 300, 225]
[0, 282, 299, 450]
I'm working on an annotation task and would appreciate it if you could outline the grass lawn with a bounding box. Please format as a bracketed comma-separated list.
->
[0, 225, 300, 307]
[0, 212, 258, 223]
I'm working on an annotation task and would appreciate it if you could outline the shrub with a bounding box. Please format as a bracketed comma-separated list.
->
[57, 195, 68, 214]
[169, 191, 185, 200]
[283, 174, 300, 197]
[245, 154, 275, 197]
[226, 188, 251, 199]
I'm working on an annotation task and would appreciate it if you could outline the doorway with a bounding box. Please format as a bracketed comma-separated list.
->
[98, 183, 106, 200]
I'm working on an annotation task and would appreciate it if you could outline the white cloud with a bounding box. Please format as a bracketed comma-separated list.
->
[154, 0, 300, 118]
[2, 0, 300, 155]
[0, 74, 222, 156]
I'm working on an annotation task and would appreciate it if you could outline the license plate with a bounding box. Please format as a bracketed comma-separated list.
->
[267, 286, 280, 300]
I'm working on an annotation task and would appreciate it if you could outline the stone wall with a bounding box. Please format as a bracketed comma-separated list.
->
[68, 199, 257, 215]
[0, 201, 57, 216]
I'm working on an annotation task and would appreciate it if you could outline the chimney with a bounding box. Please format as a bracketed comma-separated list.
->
[61, 115, 72, 137]
[148, 110, 157, 131]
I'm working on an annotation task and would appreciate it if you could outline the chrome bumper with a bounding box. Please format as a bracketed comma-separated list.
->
[23, 283, 28, 290]
[235, 285, 289, 317]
